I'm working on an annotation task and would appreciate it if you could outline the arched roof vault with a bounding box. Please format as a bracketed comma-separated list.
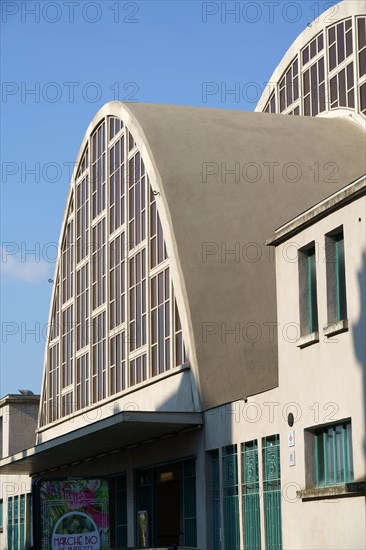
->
[49, 101, 366, 408]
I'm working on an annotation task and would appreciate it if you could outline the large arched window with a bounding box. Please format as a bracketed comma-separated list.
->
[40, 116, 187, 427]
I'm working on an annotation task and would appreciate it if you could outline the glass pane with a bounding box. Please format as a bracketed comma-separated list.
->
[358, 17, 366, 49]
[329, 44, 337, 71]
[337, 22, 345, 65]
[347, 62, 354, 88]
[336, 425, 344, 482]
[328, 26, 336, 45]
[346, 29, 353, 57]
[359, 48, 366, 77]
[346, 423, 354, 481]
[318, 33, 324, 52]
[310, 39, 317, 59]
[339, 69, 346, 106]
[326, 428, 335, 485]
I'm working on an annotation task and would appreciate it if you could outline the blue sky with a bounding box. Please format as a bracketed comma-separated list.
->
[0, 0, 336, 396]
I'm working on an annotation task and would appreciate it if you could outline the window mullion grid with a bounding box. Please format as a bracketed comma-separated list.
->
[71, 188, 76, 415]
[170, 276, 174, 373]
[352, 16, 360, 116]
[125, 132, 131, 389]
[105, 116, 111, 400]
[146, 170, 151, 380]
[87, 133, 93, 408]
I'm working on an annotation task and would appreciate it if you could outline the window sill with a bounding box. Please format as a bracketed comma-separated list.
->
[298, 481, 366, 501]
[323, 319, 348, 337]
[297, 332, 319, 348]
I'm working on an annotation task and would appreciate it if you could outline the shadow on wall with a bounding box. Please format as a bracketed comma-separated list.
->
[353, 250, 366, 462]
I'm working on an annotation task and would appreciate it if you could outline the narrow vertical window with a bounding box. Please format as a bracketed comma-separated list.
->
[242, 440, 261, 550]
[326, 229, 347, 323]
[299, 244, 318, 336]
[262, 435, 282, 550]
[222, 445, 240, 550]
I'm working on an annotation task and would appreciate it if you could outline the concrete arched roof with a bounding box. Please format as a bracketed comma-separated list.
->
[77, 101, 364, 408]
[48, 101, 365, 414]
[255, 0, 365, 112]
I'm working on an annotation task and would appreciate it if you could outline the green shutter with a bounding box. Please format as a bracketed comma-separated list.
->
[242, 441, 261, 550]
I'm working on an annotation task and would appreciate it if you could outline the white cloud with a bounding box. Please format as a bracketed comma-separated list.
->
[0, 246, 52, 284]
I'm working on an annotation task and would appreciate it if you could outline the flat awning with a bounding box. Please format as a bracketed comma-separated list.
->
[0, 410, 203, 476]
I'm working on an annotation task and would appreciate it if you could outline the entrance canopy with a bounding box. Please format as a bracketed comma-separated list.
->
[0, 411, 203, 476]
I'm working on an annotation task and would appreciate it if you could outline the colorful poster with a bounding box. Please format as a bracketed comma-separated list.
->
[39, 478, 110, 550]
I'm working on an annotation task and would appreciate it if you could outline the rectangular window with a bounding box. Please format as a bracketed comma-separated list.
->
[150, 267, 170, 376]
[211, 450, 221, 550]
[110, 332, 126, 394]
[91, 122, 106, 219]
[0, 498, 3, 529]
[314, 421, 354, 486]
[7, 493, 32, 549]
[242, 440, 261, 550]
[325, 229, 347, 323]
[298, 245, 318, 335]
[115, 474, 127, 548]
[262, 435, 282, 550]
[92, 312, 106, 402]
[92, 218, 106, 310]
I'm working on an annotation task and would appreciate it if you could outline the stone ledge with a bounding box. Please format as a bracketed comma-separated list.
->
[296, 332, 319, 348]
[298, 481, 366, 501]
[323, 319, 348, 337]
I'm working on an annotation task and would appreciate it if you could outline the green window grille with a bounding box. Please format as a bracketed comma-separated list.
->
[307, 247, 318, 333]
[0, 498, 3, 529]
[315, 421, 354, 486]
[212, 450, 221, 550]
[115, 474, 128, 548]
[222, 445, 240, 550]
[183, 458, 197, 547]
[263, 435, 282, 550]
[242, 441, 261, 550]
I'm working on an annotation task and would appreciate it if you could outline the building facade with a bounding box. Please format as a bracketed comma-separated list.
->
[0, 1, 365, 549]
[0, 394, 39, 550]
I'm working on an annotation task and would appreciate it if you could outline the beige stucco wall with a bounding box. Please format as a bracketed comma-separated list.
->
[204, 192, 366, 549]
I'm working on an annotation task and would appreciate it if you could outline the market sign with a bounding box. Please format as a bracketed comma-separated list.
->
[35, 478, 110, 550]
